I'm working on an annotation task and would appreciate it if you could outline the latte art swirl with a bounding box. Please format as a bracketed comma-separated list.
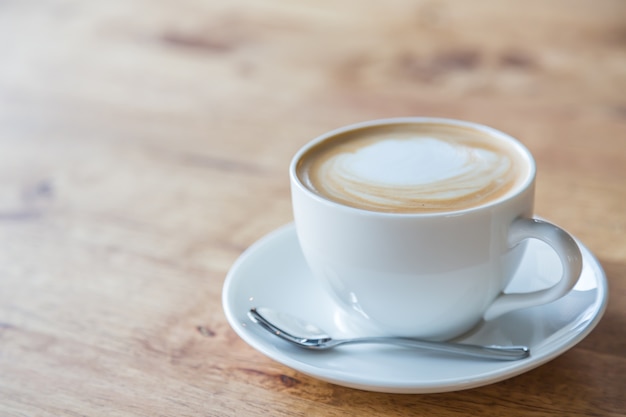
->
[317, 138, 512, 212]
[297, 123, 527, 213]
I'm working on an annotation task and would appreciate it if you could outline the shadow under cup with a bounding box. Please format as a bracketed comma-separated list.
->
[290, 118, 580, 340]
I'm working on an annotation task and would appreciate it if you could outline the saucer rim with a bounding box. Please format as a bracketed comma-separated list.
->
[222, 223, 608, 393]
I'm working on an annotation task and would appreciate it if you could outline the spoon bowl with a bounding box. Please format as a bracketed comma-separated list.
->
[249, 307, 530, 361]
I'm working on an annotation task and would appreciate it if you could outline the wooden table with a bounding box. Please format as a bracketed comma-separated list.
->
[1, 0, 624, 415]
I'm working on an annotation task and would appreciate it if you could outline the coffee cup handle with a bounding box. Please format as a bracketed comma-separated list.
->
[483, 218, 583, 321]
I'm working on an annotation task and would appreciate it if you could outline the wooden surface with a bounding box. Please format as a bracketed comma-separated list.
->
[1, 0, 625, 415]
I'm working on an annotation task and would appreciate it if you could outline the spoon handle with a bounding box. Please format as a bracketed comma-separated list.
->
[335, 337, 530, 361]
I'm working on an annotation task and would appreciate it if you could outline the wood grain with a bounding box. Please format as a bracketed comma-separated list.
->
[1, 0, 625, 415]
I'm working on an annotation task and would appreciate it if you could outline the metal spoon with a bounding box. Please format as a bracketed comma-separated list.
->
[248, 307, 530, 361]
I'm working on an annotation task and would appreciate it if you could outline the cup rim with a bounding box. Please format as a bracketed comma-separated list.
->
[290, 117, 536, 217]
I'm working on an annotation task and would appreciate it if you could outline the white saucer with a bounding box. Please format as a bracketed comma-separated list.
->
[222, 223, 608, 394]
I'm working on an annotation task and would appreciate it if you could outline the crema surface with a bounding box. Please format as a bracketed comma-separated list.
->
[297, 123, 528, 213]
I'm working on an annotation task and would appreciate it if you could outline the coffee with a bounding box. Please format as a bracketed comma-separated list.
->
[296, 122, 530, 213]
[291, 119, 581, 339]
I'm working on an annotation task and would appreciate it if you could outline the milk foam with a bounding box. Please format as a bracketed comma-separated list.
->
[314, 136, 515, 212]
[336, 138, 499, 187]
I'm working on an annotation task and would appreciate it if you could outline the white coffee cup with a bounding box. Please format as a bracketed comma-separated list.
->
[290, 117, 582, 340]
